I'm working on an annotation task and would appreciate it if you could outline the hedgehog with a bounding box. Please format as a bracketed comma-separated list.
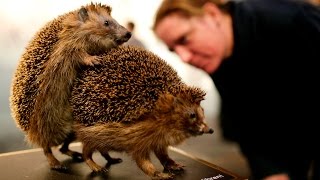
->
[71, 46, 214, 179]
[9, 2, 131, 170]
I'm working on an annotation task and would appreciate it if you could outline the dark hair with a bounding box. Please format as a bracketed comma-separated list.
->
[152, 0, 229, 31]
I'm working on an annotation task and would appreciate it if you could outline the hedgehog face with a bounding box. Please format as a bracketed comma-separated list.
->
[177, 100, 214, 136]
[78, 6, 131, 48]
[100, 17, 132, 46]
[157, 93, 213, 136]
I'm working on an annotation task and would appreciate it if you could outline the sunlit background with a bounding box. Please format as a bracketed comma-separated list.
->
[0, 0, 220, 153]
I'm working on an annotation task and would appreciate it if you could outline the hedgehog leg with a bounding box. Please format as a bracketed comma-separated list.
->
[43, 146, 67, 170]
[83, 143, 108, 173]
[100, 151, 122, 164]
[59, 131, 83, 161]
[154, 147, 184, 173]
[133, 153, 173, 179]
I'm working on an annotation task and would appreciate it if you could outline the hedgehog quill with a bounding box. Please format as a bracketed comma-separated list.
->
[71, 46, 214, 179]
[9, 2, 131, 170]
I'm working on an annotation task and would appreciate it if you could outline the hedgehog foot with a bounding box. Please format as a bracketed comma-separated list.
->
[83, 55, 101, 66]
[164, 162, 185, 173]
[82, 144, 108, 173]
[60, 148, 83, 162]
[59, 131, 83, 161]
[152, 171, 174, 180]
[101, 152, 122, 164]
[154, 149, 184, 173]
[86, 159, 108, 173]
[44, 147, 68, 171]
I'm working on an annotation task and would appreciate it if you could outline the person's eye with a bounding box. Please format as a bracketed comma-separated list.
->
[169, 33, 189, 52]
[177, 35, 188, 45]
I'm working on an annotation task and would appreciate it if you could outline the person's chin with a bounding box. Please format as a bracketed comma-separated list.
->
[205, 59, 224, 74]
[204, 64, 218, 74]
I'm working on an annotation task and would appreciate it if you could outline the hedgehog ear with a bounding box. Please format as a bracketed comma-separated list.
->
[78, 7, 89, 22]
[173, 96, 184, 106]
[194, 97, 204, 105]
[156, 93, 175, 113]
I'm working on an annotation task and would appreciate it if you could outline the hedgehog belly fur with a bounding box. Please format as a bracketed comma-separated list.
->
[9, 13, 69, 147]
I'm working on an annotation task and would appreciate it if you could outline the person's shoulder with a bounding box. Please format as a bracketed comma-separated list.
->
[239, 0, 319, 13]
[233, 0, 319, 23]
[292, 1, 320, 34]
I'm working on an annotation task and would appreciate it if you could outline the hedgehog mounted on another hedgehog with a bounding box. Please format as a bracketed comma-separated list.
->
[9, 3, 213, 178]
[71, 46, 214, 179]
[9, 2, 131, 170]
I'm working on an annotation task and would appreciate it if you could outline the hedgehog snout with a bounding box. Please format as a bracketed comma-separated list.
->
[116, 32, 131, 45]
[199, 123, 214, 134]
[124, 32, 132, 40]
[188, 122, 214, 136]
[206, 127, 214, 134]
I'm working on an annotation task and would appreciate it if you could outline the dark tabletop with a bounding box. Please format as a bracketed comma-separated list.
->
[0, 143, 244, 180]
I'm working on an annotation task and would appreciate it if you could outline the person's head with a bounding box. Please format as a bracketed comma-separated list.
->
[153, 0, 233, 74]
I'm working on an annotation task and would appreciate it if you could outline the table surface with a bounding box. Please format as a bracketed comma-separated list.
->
[0, 143, 245, 180]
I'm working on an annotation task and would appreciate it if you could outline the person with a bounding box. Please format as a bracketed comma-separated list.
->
[310, 0, 320, 6]
[152, 0, 320, 180]
[124, 21, 146, 48]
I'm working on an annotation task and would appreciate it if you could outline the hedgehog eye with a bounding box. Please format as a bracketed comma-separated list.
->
[189, 112, 197, 123]
[104, 21, 109, 26]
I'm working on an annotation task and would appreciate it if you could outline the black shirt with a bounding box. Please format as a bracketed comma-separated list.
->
[211, 0, 319, 151]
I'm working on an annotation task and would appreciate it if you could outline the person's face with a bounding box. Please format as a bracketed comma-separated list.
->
[155, 5, 230, 74]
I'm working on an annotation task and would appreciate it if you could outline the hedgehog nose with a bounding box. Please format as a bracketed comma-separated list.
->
[125, 32, 132, 40]
[208, 128, 214, 134]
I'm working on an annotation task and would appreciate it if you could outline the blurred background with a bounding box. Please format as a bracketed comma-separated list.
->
[0, 0, 249, 177]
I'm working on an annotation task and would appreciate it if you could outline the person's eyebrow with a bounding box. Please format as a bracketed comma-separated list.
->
[169, 34, 186, 52]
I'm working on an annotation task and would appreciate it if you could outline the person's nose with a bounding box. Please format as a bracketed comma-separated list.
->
[174, 46, 192, 63]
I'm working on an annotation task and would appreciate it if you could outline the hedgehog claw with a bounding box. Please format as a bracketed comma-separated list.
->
[152, 171, 174, 179]
[84, 55, 101, 66]
[164, 163, 185, 172]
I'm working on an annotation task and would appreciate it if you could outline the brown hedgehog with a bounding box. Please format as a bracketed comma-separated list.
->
[9, 2, 131, 170]
[71, 46, 214, 179]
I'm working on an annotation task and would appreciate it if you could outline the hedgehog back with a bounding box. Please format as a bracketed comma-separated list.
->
[71, 46, 188, 126]
[9, 14, 68, 131]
